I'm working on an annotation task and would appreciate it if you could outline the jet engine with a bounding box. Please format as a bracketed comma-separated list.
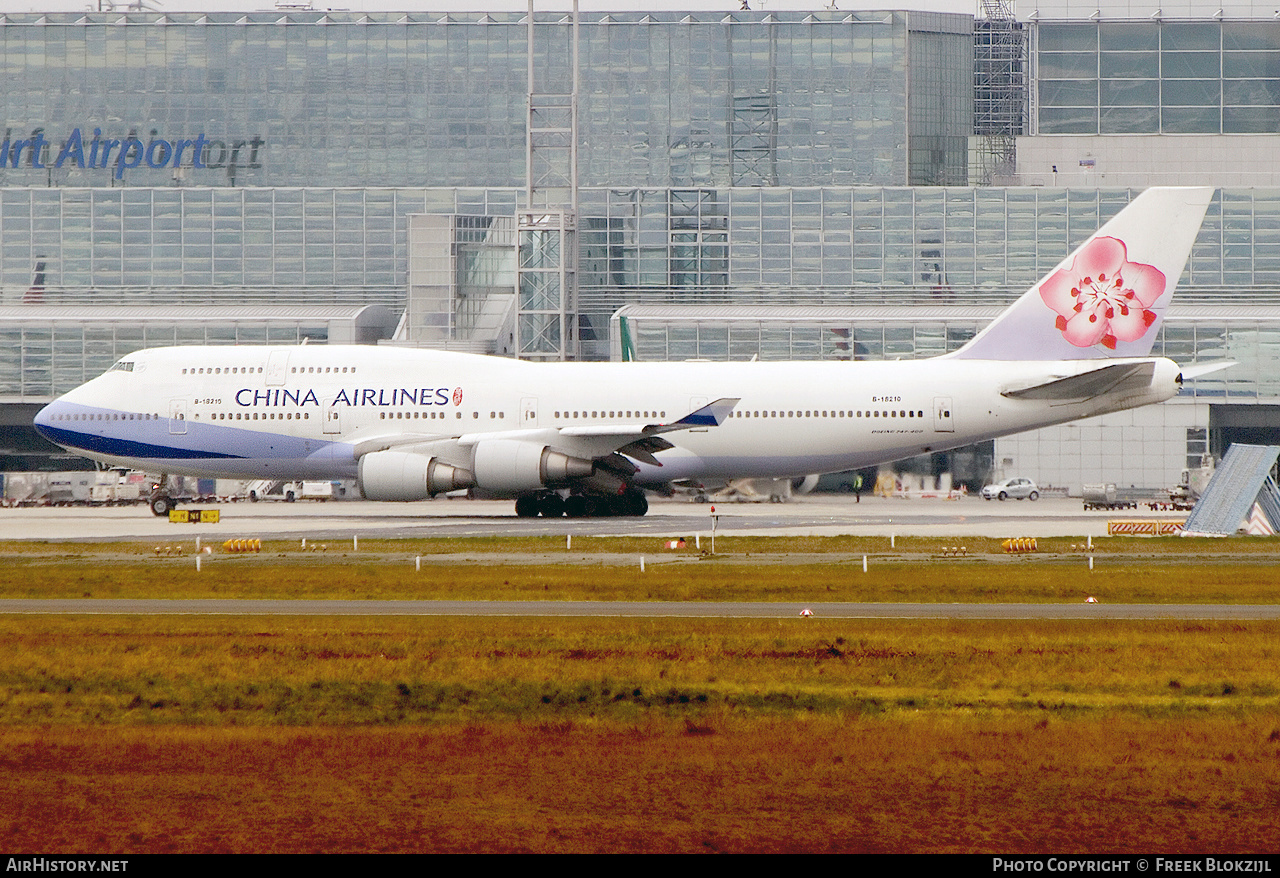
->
[792, 474, 820, 495]
[470, 439, 595, 494]
[358, 450, 474, 501]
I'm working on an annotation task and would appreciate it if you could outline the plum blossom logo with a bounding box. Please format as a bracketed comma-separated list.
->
[1040, 236, 1166, 349]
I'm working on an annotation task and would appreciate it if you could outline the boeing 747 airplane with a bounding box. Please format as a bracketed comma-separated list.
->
[34, 187, 1221, 517]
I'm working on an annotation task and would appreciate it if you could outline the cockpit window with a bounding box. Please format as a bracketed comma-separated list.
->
[107, 361, 135, 373]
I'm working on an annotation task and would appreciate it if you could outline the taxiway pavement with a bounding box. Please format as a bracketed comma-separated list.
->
[0, 598, 1274, 621]
[0, 494, 1181, 542]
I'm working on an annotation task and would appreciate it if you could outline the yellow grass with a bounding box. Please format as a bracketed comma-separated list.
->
[2, 716, 1278, 853]
[3, 544, 1280, 603]
[1, 616, 1278, 725]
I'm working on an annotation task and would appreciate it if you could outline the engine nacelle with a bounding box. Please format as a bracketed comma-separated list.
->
[471, 439, 594, 494]
[792, 474, 820, 495]
[358, 450, 474, 501]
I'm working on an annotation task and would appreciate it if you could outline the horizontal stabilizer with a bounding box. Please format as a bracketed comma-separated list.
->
[1002, 361, 1155, 401]
[1179, 361, 1235, 381]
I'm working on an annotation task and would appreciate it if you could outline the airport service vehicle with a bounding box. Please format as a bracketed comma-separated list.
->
[33, 188, 1227, 518]
[981, 478, 1039, 502]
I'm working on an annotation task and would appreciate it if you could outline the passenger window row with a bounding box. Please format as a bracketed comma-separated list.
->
[729, 409, 926, 419]
[208, 412, 310, 421]
[553, 410, 666, 419]
[49, 412, 159, 421]
[178, 366, 359, 375]
[378, 411, 506, 420]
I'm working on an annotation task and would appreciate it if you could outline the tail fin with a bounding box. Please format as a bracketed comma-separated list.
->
[951, 187, 1214, 361]
[21, 258, 46, 305]
[619, 314, 636, 362]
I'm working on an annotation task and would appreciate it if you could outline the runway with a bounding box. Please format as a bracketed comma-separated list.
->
[0, 493, 1180, 541]
[0, 599, 1276, 620]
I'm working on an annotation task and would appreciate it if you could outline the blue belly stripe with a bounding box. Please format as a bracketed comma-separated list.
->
[36, 425, 246, 460]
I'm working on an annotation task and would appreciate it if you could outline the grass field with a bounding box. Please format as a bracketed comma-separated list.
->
[2, 536, 1279, 853]
[2, 534, 1279, 604]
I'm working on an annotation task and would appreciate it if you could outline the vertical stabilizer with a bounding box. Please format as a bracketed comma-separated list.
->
[619, 314, 636, 362]
[951, 187, 1214, 361]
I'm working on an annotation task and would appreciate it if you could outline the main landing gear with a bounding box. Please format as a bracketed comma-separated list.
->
[515, 489, 649, 518]
[148, 475, 175, 516]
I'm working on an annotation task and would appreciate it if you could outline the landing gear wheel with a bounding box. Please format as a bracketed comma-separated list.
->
[537, 493, 566, 518]
[514, 495, 540, 518]
[565, 495, 604, 517]
[149, 495, 174, 517]
[614, 490, 648, 517]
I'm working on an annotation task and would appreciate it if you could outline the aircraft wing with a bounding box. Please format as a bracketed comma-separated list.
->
[558, 396, 740, 437]
[351, 397, 740, 467]
[350, 431, 456, 459]
[551, 397, 739, 465]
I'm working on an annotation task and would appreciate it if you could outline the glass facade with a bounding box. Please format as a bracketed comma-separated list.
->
[0, 319, 331, 399]
[578, 185, 1280, 302]
[0, 187, 411, 296]
[0, 10, 969, 191]
[0, 185, 522, 306]
[620, 313, 980, 362]
[613, 309, 1280, 403]
[4, 183, 1280, 372]
[1037, 19, 1280, 134]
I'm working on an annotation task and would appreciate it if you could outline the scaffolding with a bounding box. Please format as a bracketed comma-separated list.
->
[518, 1, 580, 360]
[972, 0, 1026, 185]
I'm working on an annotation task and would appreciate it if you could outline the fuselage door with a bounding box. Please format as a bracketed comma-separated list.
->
[266, 350, 290, 387]
[522, 397, 538, 428]
[169, 399, 187, 435]
[323, 400, 341, 435]
[933, 396, 954, 433]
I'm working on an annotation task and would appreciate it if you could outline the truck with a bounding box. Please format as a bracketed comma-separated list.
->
[1082, 483, 1139, 511]
[1083, 457, 1214, 512]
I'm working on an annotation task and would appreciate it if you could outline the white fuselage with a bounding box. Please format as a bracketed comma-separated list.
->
[33, 345, 1182, 489]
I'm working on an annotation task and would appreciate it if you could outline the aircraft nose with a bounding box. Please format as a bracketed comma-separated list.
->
[32, 400, 60, 443]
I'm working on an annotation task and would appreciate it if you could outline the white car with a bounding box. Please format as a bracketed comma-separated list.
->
[981, 477, 1039, 501]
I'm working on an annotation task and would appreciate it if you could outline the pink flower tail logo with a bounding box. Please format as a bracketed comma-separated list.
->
[1040, 236, 1166, 350]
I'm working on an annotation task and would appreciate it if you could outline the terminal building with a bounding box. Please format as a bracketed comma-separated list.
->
[1, 2, 1277, 492]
